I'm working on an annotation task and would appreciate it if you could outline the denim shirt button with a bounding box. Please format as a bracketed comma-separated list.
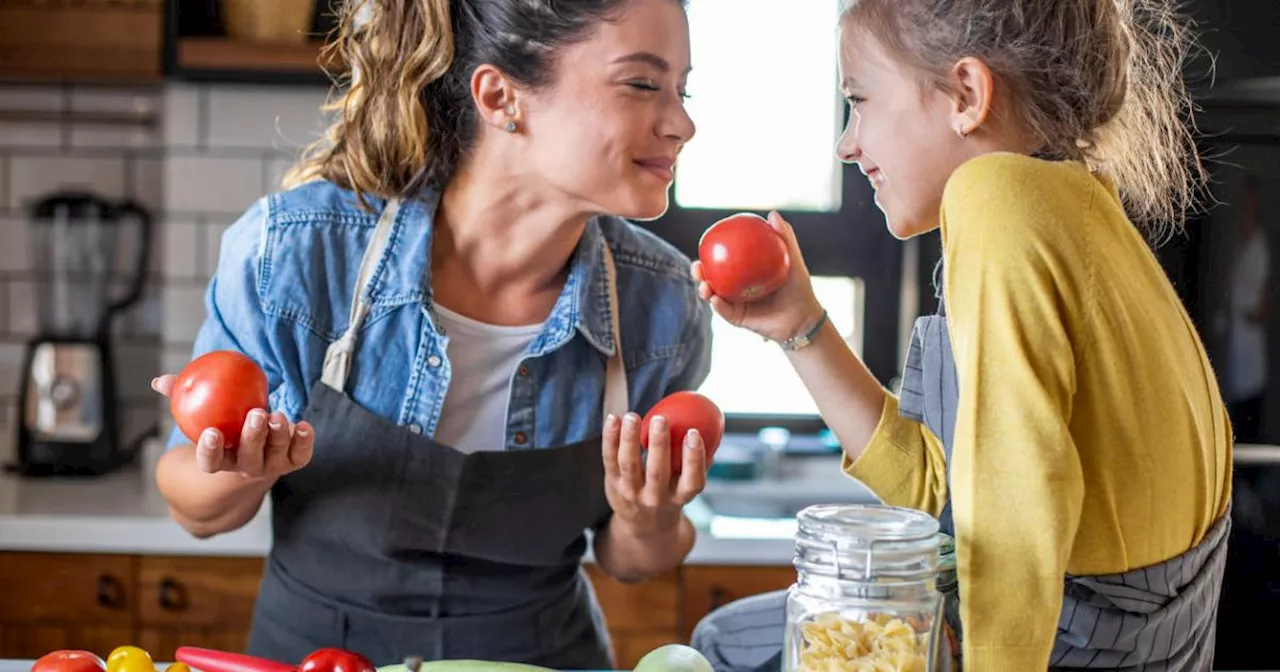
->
[408, 423, 423, 434]
[427, 355, 442, 368]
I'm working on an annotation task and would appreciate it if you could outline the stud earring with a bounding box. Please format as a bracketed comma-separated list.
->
[505, 120, 518, 133]
[955, 124, 969, 139]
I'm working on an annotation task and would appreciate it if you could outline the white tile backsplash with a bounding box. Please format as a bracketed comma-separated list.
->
[7, 155, 128, 210]
[165, 155, 265, 215]
[0, 341, 27, 393]
[164, 220, 201, 279]
[205, 85, 329, 151]
[69, 87, 163, 149]
[0, 217, 29, 272]
[6, 280, 36, 337]
[0, 81, 335, 447]
[129, 155, 165, 219]
[0, 85, 65, 149]
[201, 219, 234, 277]
[162, 284, 208, 344]
[163, 84, 203, 148]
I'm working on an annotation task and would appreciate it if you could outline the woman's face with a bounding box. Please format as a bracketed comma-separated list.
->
[520, 0, 695, 221]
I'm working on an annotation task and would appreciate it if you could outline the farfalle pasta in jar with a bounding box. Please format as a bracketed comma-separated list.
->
[783, 505, 958, 672]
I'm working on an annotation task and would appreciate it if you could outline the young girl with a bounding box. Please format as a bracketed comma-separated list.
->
[692, 0, 1231, 670]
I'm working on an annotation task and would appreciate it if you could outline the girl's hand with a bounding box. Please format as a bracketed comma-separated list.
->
[151, 374, 314, 478]
[691, 210, 826, 343]
[602, 412, 706, 539]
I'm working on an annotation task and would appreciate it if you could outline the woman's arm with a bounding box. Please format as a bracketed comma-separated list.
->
[154, 200, 314, 538]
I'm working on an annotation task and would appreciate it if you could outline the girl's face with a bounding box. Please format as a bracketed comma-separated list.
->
[834, 23, 982, 239]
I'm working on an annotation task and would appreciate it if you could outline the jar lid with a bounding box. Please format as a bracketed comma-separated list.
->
[793, 504, 941, 582]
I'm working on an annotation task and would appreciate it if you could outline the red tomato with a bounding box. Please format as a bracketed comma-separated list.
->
[639, 391, 725, 475]
[31, 651, 106, 672]
[170, 350, 269, 449]
[698, 213, 790, 302]
[298, 649, 375, 672]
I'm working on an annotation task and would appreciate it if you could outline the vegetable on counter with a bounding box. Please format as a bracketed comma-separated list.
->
[173, 647, 294, 672]
[634, 645, 714, 672]
[31, 651, 106, 672]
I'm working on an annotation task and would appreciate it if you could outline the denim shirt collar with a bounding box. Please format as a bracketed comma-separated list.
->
[391, 191, 618, 359]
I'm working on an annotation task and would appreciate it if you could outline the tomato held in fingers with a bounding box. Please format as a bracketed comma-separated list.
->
[170, 350, 269, 450]
[697, 212, 790, 302]
[299, 648, 376, 672]
[639, 391, 725, 475]
[31, 651, 106, 672]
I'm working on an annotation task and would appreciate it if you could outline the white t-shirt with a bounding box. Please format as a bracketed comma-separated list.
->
[432, 304, 543, 453]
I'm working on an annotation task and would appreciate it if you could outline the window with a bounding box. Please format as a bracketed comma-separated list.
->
[697, 276, 864, 417]
[674, 0, 844, 213]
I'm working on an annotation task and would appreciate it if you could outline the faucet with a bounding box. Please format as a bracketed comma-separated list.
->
[757, 427, 791, 480]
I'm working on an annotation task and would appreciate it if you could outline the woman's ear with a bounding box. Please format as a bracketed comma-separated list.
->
[949, 56, 995, 138]
[471, 64, 522, 133]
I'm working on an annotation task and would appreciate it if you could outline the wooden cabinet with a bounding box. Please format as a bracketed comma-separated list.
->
[0, 0, 164, 82]
[0, 553, 136, 660]
[134, 557, 265, 659]
[0, 552, 793, 670]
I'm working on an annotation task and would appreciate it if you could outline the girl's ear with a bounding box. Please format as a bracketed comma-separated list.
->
[948, 56, 995, 137]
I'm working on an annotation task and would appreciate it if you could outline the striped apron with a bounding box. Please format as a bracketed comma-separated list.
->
[690, 264, 1230, 671]
[897, 265, 1230, 670]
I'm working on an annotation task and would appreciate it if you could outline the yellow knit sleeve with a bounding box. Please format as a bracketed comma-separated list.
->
[942, 154, 1087, 671]
[842, 394, 949, 517]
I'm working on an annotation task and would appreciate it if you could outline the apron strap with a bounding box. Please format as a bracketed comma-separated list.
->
[599, 241, 629, 421]
[321, 198, 401, 391]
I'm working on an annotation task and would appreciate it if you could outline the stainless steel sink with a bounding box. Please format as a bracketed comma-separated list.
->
[685, 455, 883, 537]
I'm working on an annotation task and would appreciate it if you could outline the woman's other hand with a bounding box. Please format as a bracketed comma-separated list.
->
[602, 412, 705, 539]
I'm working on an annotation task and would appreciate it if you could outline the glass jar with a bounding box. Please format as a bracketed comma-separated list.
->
[783, 504, 954, 672]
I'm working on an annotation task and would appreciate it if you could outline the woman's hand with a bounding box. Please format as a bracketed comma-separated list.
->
[691, 210, 826, 343]
[152, 374, 314, 478]
[602, 412, 706, 539]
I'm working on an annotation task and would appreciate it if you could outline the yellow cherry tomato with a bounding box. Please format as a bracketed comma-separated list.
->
[165, 663, 192, 672]
[106, 647, 152, 672]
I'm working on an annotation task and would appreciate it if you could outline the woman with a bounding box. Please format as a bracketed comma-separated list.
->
[151, 0, 711, 668]
[692, 0, 1230, 670]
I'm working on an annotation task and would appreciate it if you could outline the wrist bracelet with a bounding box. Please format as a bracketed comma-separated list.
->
[779, 310, 828, 352]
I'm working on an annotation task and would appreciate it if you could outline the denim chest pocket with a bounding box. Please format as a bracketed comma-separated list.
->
[257, 216, 409, 342]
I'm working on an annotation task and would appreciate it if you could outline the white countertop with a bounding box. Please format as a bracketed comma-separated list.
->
[0, 440, 849, 565]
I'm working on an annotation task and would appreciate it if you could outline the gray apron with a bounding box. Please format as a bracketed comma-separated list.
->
[245, 198, 630, 669]
[898, 262, 1231, 671]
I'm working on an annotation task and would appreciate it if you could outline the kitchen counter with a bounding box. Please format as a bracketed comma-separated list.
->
[0, 440, 831, 565]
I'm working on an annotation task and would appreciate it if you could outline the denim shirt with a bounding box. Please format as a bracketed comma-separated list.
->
[166, 181, 713, 451]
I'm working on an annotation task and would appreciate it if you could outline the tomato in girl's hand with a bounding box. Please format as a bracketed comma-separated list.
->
[298, 648, 376, 672]
[170, 350, 269, 450]
[697, 212, 790, 302]
[31, 651, 106, 672]
[639, 391, 725, 475]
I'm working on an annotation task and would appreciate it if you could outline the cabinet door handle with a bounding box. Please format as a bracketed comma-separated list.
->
[96, 574, 125, 609]
[709, 586, 731, 611]
[158, 577, 188, 611]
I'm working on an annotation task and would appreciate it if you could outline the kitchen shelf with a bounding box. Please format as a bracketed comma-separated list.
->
[169, 37, 340, 84]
